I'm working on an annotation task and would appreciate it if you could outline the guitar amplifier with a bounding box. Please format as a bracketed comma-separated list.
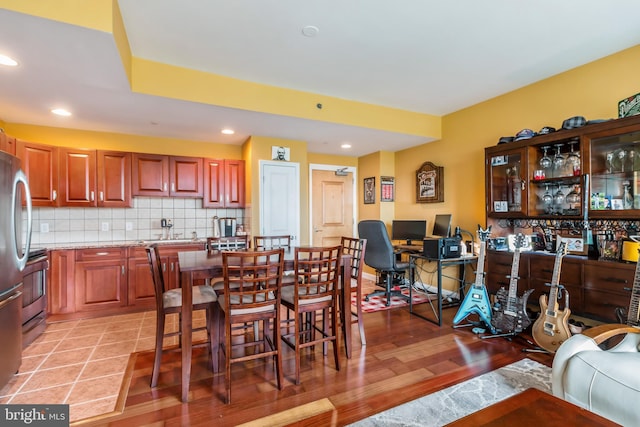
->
[423, 237, 461, 259]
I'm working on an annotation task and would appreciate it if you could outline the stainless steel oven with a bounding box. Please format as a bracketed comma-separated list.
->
[22, 250, 47, 348]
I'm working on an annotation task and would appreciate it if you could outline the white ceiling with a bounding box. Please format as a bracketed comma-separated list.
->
[0, 1, 639, 157]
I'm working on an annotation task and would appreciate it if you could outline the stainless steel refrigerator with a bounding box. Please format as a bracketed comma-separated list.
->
[0, 151, 32, 389]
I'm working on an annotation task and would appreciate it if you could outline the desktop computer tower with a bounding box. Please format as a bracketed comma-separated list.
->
[423, 237, 461, 259]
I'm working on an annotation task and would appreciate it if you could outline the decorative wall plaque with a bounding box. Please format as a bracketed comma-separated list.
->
[416, 162, 444, 203]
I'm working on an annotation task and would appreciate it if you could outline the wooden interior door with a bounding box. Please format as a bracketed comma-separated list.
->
[311, 169, 354, 246]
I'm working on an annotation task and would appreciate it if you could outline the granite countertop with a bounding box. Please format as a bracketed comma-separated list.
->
[30, 238, 206, 251]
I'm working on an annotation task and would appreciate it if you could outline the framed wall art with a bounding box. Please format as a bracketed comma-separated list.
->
[271, 145, 290, 161]
[416, 162, 444, 203]
[380, 176, 395, 202]
[556, 233, 588, 255]
[364, 177, 375, 204]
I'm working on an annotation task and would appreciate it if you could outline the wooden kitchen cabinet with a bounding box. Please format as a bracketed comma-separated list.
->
[0, 132, 16, 155]
[131, 153, 168, 196]
[49, 242, 207, 319]
[203, 158, 245, 207]
[127, 247, 156, 308]
[74, 247, 128, 312]
[97, 150, 132, 207]
[58, 147, 97, 207]
[132, 153, 203, 197]
[128, 243, 205, 307]
[47, 249, 75, 315]
[16, 140, 59, 207]
[17, 143, 131, 208]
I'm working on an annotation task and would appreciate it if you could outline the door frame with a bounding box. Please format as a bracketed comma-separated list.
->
[308, 163, 358, 244]
[259, 160, 301, 244]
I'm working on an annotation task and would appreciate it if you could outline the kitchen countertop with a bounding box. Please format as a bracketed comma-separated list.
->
[30, 239, 207, 251]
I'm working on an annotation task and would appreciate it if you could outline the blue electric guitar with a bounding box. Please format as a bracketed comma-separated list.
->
[453, 226, 496, 333]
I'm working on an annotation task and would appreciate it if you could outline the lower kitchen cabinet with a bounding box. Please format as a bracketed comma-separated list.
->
[48, 242, 206, 318]
[74, 248, 128, 312]
[48, 250, 75, 315]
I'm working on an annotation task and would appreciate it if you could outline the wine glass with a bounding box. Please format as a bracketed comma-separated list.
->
[553, 144, 565, 174]
[553, 185, 565, 214]
[616, 148, 628, 172]
[566, 141, 580, 176]
[542, 184, 553, 214]
[539, 146, 552, 169]
[566, 184, 581, 209]
[606, 151, 614, 173]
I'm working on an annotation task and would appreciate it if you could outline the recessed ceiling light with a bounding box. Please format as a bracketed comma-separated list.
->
[0, 54, 17, 66]
[302, 25, 319, 37]
[221, 128, 235, 135]
[341, 143, 352, 149]
[51, 108, 72, 117]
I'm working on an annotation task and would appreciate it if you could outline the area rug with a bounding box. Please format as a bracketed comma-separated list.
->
[349, 358, 551, 426]
[352, 287, 433, 313]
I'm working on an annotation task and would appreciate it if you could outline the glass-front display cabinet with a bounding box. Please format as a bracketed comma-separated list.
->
[527, 137, 583, 218]
[486, 147, 528, 217]
[587, 128, 640, 217]
[485, 115, 640, 223]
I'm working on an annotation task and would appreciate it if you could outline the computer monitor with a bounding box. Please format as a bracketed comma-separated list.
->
[432, 214, 452, 237]
[391, 220, 427, 245]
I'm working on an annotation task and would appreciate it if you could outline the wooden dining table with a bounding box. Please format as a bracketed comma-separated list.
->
[177, 248, 352, 402]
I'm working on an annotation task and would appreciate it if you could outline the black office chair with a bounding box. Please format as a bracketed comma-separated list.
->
[358, 220, 410, 306]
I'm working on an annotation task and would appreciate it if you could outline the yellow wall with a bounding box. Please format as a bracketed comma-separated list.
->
[244, 136, 315, 244]
[393, 44, 640, 234]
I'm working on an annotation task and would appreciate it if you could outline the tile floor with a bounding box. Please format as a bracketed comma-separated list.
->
[0, 311, 170, 423]
[0, 281, 375, 424]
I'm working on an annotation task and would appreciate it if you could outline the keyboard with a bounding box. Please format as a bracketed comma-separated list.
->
[394, 244, 423, 253]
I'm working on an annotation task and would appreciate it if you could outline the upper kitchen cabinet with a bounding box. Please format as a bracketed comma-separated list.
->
[97, 151, 132, 207]
[132, 153, 203, 198]
[17, 140, 59, 207]
[21, 146, 132, 208]
[0, 132, 16, 155]
[203, 159, 245, 208]
[58, 147, 97, 207]
[59, 148, 131, 208]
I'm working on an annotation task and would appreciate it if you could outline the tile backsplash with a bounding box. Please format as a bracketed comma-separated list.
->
[26, 197, 249, 246]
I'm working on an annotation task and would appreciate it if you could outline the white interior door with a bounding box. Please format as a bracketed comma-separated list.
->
[259, 161, 300, 245]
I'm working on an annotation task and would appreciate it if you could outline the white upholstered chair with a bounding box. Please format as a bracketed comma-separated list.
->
[552, 323, 640, 426]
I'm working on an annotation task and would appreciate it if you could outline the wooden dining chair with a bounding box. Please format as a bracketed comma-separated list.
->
[215, 248, 285, 403]
[254, 235, 296, 284]
[146, 244, 218, 388]
[340, 236, 367, 346]
[281, 245, 342, 385]
[253, 235, 291, 250]
[207, 235, 249, 252]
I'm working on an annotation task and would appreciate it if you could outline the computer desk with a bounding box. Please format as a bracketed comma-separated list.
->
[408, 252, 478, 326]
